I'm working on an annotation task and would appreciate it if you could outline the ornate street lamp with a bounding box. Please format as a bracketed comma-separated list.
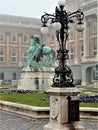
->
[41, 0, 84, 87]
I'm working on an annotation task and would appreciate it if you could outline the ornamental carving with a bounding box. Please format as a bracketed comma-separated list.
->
[51, 97, 59, 120]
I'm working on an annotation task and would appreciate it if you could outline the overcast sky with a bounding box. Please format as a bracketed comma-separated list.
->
[0, 0, 59, 18]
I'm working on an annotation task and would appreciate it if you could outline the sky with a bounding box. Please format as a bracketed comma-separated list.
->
[0, 0, 59, 18]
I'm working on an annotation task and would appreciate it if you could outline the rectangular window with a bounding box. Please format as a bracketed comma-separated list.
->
[69, 29, 74, 38]
[11, 52, 17, 62]
[80, 44, 84, 57]
[80, 32, 83, 37]
[92, 22, 97, 34]
[93, 70, 98, 80]
[12, 72, 17, 80]
[0, 51, 5, 62]
[93, 43, 97, 56]
[23, 35, 28, 43]
[23, 52, 29, 62]
[11, 34, 17, 42]
[69, 48, 74, 60]
[95, 71, 98, 80]
[0, 33, 5, 42]
[0, 73, 4, 80]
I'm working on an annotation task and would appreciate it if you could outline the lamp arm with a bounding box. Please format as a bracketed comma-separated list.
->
[68, 9, 84, 23]
[41, 12, 55, 24]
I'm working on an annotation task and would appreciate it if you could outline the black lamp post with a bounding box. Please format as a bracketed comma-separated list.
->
[41, 0, 84, 87]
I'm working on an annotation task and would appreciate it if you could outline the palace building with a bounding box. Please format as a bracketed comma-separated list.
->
[0, 15, 42, 83]
[0, 0, 97, 87]
[65, 0, 98, 87]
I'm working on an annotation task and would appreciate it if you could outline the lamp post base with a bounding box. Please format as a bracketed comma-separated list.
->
[44, 122, 84, 130]
[44, 87, 85, 130]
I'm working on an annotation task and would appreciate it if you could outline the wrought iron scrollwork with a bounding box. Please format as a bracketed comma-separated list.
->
[41, 3, 84, 87]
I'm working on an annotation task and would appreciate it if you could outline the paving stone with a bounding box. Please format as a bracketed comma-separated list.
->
[0, 110, 97, 130]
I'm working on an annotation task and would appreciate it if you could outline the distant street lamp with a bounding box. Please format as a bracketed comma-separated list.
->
[95, 63, 98, 80]
[41, 0, 84, 87]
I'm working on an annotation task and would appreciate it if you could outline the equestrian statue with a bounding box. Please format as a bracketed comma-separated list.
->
[22, 35, 57, 67]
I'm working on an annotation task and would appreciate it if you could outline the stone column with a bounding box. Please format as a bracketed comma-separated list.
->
[6, 32, 10, 66]
[44, 87, 84, 130]
[83, 22, 89, 58]
[95, 14, 98, 87]
[81, 21, 90, 86]
[18, 33, 22, 66]
[96, 15, 98, 63]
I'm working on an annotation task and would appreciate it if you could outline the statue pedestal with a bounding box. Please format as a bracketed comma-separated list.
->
[44, 87, 85, 130]
[18, 66, 54, 90]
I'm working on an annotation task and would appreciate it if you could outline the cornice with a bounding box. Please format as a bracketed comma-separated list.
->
[81, 1, 97, 12]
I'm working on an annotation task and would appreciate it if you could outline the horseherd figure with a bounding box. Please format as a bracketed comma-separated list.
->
[22, 35, 57, 67]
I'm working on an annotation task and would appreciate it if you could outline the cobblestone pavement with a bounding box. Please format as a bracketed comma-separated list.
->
[0, 110, 97, 130]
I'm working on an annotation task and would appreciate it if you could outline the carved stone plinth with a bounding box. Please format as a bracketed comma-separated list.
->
[44, 87, 85, 130]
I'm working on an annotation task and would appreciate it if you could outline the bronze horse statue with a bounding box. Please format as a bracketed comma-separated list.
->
[22, 35, 56, 66]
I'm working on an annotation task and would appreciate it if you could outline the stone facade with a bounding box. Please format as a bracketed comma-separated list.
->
[80, 0, 98, 86]
[67, 0, 98, 87]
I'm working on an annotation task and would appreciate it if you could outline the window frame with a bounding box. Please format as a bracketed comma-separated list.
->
[23, 52, 29, 62]
[0, 33, 5, 42]
[11, 34, 17, 43]
[0, 50, 5, 62]
[80, 44, 84, 57]
[68, 29, 74, 39]
[23, 34, 29, 43]
[92, 43, 97, 56]
[92, 21, 97, 34]
[0, 72, 4, 80]
[69, 47, 74, 60]
[79, 31, 84, 37]
[11, 52, 17, 63]
[93, 68, 98, 80]
[12, 72, 17, 80]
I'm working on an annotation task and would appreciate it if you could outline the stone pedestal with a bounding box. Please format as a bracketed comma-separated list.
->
[44, 87, 85, 130]
[94, 81, 98, 88]
[18, 66, 54, 90]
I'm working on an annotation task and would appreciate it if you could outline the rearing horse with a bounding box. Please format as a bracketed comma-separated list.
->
[22, 35, 56, 66]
